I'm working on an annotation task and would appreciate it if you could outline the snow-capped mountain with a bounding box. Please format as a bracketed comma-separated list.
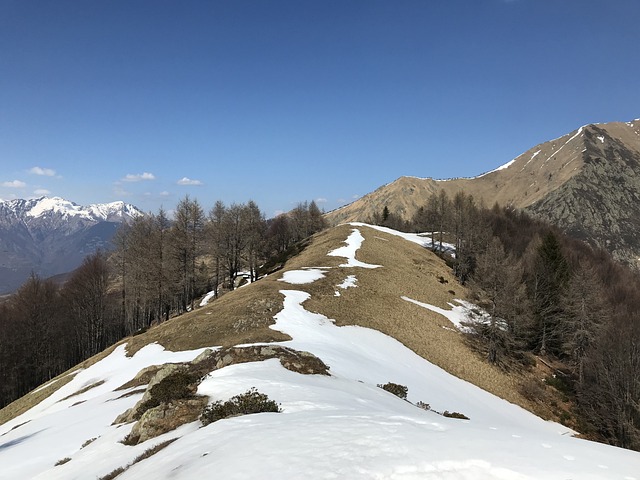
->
[0, 196, 142, 223]
[0, 196, 143, 294]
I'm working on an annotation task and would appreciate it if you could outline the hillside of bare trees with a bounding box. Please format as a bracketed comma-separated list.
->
[0, 196, 326, 409]
[374, 192, 640, 450]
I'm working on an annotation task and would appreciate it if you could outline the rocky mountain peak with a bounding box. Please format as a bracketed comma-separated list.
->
[325, 118, 640, 265]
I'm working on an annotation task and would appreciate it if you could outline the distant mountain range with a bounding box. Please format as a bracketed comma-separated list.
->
[0, 196, 143, 294]
[326, 119, 640, 265]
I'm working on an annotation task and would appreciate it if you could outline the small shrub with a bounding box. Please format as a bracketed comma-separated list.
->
[558, 410, 572, 426]
[200, 388, 281, 426]
[133, 327, 148, 336]
[416, 401, 431, 411]
[443, 411, 469, 420]
[81, 437, 97, 449]
[138, 370, 198, 413]
[120, 434, 137, 446]
[132, 438, 177, 463]
[61, 380, 106, 401]
[520, 378, 546, 402]
[377, 382, 408, 400]
[519, 352, 537, 368]
[544, 374, 574, 398]
[98, 467, 126, 480]
[55, 457, 71, 466]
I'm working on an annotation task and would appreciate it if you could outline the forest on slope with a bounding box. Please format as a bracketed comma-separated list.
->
[377, 192, 640, 451]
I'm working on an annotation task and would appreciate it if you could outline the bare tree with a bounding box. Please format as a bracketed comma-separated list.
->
[561, 261, 605, 388]
[169, 196, 205, 311]
[65, 251, 112, 358]
[242, 200, 266, 282]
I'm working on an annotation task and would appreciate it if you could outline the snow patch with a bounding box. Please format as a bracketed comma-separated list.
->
[349, 223, 456, 255]
[337, 275, 357, 289]
[200, 290, 216, 306]
[328, 228, 381, 268]
[279, 268, 327, 284]
[335, 275, 357, 296]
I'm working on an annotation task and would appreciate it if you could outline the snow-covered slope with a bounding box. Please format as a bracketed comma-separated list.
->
[1, 226, 638, 480]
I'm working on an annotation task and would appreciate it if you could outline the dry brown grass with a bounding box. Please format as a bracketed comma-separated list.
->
[302, 225, 557, 419]
[325, 123, 594, 226]
[125, 278, 290, 356]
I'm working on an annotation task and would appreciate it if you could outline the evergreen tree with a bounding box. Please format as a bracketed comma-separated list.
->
[529, 232, 570, 356]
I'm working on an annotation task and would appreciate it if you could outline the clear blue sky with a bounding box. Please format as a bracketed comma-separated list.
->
[1, 0, 639, 217]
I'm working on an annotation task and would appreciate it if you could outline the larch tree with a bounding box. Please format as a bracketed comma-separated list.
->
[560, 261, 605, 388]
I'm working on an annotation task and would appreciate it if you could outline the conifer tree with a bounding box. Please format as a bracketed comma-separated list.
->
[529, 232, 570, 356]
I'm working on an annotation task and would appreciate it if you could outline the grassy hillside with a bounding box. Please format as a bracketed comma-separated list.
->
[1, 223, 563, 428]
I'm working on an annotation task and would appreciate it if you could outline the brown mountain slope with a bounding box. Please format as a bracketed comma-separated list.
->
[326, 120, 640, 263]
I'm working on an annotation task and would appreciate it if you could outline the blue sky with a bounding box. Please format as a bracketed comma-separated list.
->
[1, 0, 639, 217]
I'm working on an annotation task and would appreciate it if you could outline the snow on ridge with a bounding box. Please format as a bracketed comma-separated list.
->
[541, 126, 584, 165]
[474, 157, 518, 178]
[20, 196, 142, 221]
[328, 228, 381, 268]
[349, 222, 456, 255]
[27, 196, 91, 219]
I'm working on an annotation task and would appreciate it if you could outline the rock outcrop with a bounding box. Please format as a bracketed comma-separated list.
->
[114, 345, 329, 444]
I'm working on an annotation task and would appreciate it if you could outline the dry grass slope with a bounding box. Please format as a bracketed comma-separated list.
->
[1, 223, 559, 428]
[326, 122, 640, 225]
[301, 224, 556, 419]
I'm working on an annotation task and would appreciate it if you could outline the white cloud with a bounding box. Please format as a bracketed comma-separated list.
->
[29, 166, 57, 177]
[33, 189, 51, 195]
[160, 191, 171, 197]
[122, 172, 156, 182]
[2, 180, 26, 188]
[177, 177, 203, 186]
[315, 197, 328, 204]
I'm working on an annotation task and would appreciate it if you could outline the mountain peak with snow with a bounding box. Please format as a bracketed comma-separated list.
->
[0, 195, 144, 222]
[0, 196, 144, 294]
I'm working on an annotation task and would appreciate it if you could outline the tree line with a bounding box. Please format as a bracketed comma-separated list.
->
[374, 192, 640, 451]
[0, 197, 326, 409]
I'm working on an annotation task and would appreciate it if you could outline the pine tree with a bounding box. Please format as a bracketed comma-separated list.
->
[530, 232, 570, 356]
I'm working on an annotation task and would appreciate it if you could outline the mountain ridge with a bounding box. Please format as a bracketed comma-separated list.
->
[0, 196, 143, 293]
[325, 119, 640, 264]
